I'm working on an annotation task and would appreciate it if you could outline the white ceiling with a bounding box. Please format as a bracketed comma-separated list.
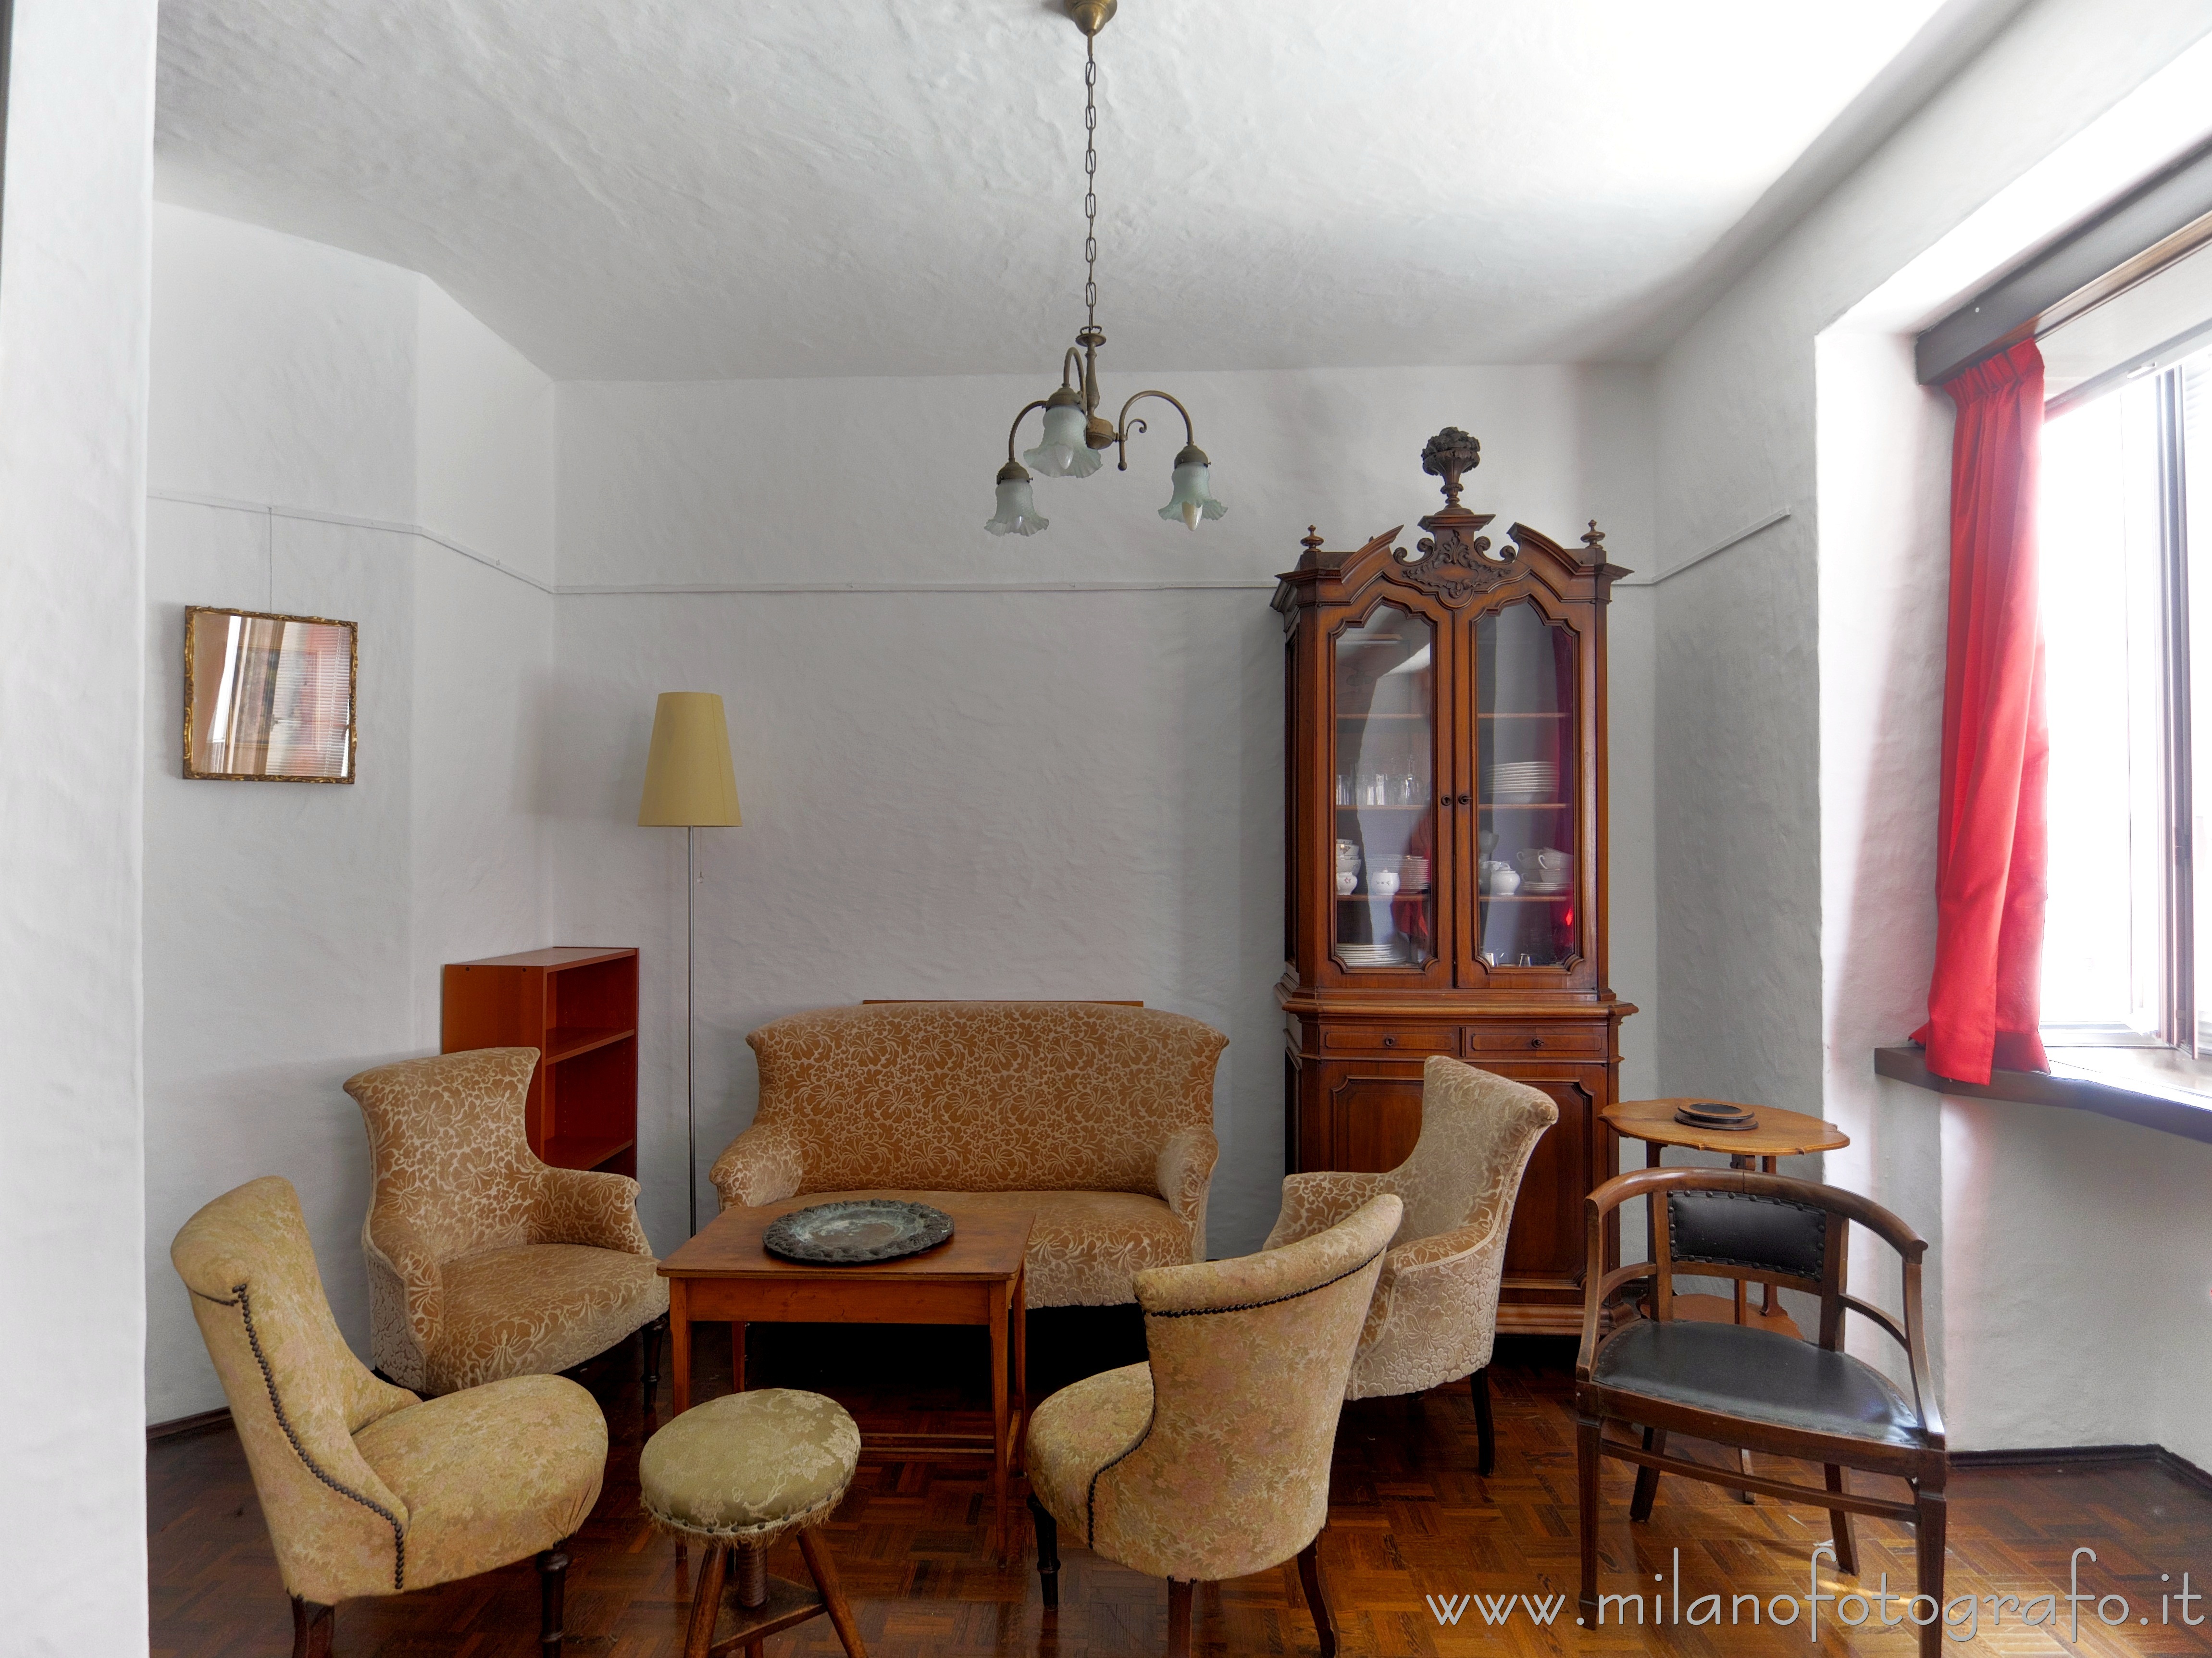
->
[155, 0, 2018, 381]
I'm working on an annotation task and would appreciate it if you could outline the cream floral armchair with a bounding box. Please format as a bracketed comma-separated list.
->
[344, 1048, 669, 1396]
[171, 1175, 607, 1657]
[1025, 1193, 1402, 1658]
[1264, 1055, 1557, 1472]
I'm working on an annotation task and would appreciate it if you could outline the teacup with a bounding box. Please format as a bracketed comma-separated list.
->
[1516, 846, 1572, 886]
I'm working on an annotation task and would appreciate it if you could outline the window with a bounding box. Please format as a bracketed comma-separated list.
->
[2039, 344, 2212, 1048]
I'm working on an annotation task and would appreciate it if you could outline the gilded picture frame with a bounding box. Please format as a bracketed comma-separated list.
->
[183, 605, 359, 783]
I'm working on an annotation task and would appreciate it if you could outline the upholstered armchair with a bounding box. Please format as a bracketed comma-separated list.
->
[172, 1176, 608, 1658]
[1263, 1055, 1556, 1472]
[1025, 1193, 1402, 1658]
[344, 1048, 669, 1396]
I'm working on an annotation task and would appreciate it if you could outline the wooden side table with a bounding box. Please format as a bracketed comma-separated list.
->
[1602, 1098, 1849, 1335]
[1603, 1098, 1848, 1504]
[659, 1197, 1032, 1560]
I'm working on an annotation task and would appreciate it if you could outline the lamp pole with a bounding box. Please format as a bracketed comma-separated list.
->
[687, 824, 698, 1237]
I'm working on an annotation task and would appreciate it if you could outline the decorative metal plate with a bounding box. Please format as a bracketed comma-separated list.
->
[762, 1200, 955, 1264]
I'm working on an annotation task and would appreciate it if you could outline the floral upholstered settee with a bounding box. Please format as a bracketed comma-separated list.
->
[708, 1001, 1228, 1306]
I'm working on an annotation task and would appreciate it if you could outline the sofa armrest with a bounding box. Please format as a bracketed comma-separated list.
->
[708, 1121, 808, 1210]
[1263, 1169, 1392, 1250]
[534, 1166, 653, 1255]
[1155, 1126, 1219, 1262]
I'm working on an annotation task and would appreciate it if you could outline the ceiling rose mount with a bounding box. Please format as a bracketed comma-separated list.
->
[1065, 0, 1117, 36]
[986, 1, 1224, 538]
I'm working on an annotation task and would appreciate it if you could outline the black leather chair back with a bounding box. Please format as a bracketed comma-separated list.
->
[1665, 1188, 1829, 1285]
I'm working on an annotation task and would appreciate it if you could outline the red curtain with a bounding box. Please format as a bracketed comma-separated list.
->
[1914, 339, 2050, 1084]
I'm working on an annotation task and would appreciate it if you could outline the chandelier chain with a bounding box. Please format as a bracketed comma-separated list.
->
[1082, 35, 1099, 327]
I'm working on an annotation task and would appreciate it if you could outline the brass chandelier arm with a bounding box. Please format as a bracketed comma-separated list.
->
[1111, 389, 1197, 471]
[1062, 347, 1085, 392]
[1006, 398, 1053, 466]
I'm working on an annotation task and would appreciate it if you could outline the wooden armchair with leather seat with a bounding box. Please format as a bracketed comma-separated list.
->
[1574, 1167, 1948, 1658]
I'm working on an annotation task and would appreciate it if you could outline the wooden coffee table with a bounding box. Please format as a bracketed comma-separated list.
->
[659, 1196, 1032, 1559]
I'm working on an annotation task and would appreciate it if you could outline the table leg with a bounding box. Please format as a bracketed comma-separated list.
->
[731, 1322, 746, 1393]
[1011, 1265, 1028, 1473]
[989, 1278, 1011, 1563]
[671, 1280, 692, 1415]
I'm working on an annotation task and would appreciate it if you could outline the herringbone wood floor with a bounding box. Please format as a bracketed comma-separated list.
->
[150, 1318, 2212, 1657]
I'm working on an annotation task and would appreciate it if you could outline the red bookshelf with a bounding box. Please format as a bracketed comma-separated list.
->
[441, 946, 638, 1176]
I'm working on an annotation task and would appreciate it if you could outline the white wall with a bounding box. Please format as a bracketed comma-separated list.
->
[1654, 0, 2212, 1448]
[0, 1, 157, 1651]
[1939, 1094, 2212, 1460]
[142, 206, 555, 1422]
[551, 365, 1659, 1257]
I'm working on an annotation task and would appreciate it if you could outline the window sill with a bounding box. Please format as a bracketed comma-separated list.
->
[1873, 1043, 2212, 1147]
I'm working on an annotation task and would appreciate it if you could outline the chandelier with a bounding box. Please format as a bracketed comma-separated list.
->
[986, 0, 1226, 539]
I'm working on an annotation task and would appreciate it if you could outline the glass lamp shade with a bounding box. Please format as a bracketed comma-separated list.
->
[1157, 445, 1227, 530]
[1024, 400, 1103, 478]
[985, 462, 1049, 536]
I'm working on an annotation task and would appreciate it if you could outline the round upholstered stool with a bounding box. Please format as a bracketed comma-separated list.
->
[640, 1389, 869, 1658]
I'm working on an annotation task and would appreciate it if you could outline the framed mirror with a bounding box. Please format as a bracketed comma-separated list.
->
[184, 606, 358, 783]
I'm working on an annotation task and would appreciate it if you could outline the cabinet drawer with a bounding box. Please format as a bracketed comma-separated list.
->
[1321, 1026, 1458, 1057]
[1462, 1023, 1606, 1058]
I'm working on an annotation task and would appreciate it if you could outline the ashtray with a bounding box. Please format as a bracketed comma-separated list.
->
[1674, 1101, 1758, 1131]
[762, 1200, 955, 1264]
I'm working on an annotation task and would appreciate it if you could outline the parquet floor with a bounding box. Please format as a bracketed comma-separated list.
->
[150, 1317, 2212, 1657]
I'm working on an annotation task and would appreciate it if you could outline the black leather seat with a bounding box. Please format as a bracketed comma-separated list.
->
[1592, 1318, 1925, 1447]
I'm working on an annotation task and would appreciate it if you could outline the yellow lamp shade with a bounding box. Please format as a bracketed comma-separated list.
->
[638, 692, 742, 827]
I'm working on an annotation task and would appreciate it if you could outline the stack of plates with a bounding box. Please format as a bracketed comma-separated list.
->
[1339, 942, 1408, 967]
[1488, 760, 1558, 804]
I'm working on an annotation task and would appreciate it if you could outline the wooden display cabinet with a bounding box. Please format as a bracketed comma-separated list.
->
[1273, 429, 1636, 1334]
[441, 946, 639, 1176]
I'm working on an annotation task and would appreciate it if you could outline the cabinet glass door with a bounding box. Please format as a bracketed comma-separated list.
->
[1474, 600, 1578, 969]
[1332, 603, 1440, 971]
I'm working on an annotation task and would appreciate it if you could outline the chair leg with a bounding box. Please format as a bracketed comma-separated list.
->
[642, 1314, 667, 1391]
[1166, 1579, 1193, 1658]
[683, 1542, 729, 1658]
[1469, 1367, 1496, 1476]
[1628, 1426, 1665, 1522]
[1576, 1415, 1602, 1619]
[538, 1544, 571, 1658]
[1825, 1465, 1859, 1575]
[1029, 1494, 1061, 1609]
[1914, 1486, 1948, 1658]
[731, 1538, 770, 1658]
[798, 1526, 870, 1658]
[1297, 1538, 1338, 1658]
[289, 1597, 335, 1658]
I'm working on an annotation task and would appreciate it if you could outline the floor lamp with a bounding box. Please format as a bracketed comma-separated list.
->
[638, 691, 742, 1237]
